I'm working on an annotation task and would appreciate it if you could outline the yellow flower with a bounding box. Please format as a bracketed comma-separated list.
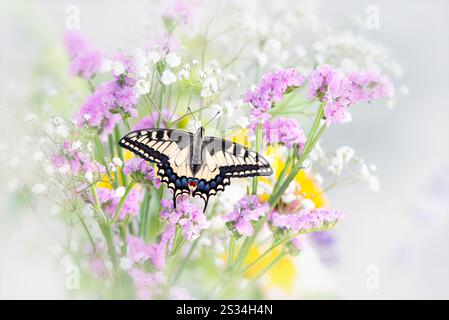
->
[295, 171, 328, 208]
[243, 246, 296, 292]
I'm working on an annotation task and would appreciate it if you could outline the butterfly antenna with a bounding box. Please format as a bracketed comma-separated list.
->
[203, 110, 221, 129]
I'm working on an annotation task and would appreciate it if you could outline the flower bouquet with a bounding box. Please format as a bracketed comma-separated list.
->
[12, 0, 406, 299]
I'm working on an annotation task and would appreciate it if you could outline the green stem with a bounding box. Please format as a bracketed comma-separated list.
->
[238, 241, 281, 275]
[111, 181, 136, 225]
[250, 251, 286, 283]
[76, 212, 97, 252]
[171, 237, 199, 285]
[228, 236, 236, 268]
[252, 124, 262, 195]
[114, 126, 128, 186]
[138, 189, 150, 238]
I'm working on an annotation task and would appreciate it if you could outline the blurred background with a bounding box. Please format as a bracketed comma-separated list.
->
[0, 0, 448, 299]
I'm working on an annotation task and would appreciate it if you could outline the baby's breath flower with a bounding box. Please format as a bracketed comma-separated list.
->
[32, 183, 47, 194]
[200, 77, 218, 97]
[166, 52, 181, 68]
[160, 70, 177, 85]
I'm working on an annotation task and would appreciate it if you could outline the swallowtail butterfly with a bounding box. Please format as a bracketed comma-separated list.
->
[119, 127, 273, 211]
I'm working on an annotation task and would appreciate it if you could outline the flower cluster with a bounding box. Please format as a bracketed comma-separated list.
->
[244, 68, 305, 124]
[270, 208, 343, 234]
[123, 158, 161, 188]
[96, 187, 143, 221]
[263, 117, 306, 151]
[223, 195, 270, 237]
[52, 140, 105, 183]
[63, 31, 103, 79]
[308, 65, 394, 125]
[160, 198, 207, 240]
[74, 53, 139, 138]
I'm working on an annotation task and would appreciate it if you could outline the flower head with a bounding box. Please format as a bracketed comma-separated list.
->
[263, 117, 306, 151]
[97, 187, 143, 221]
[223, 195, 269, 237]
[270, 208, 343, 234]
[123, 158, 161, 188]
[63, 30, 102, 79]
[244, 68, 305, 125]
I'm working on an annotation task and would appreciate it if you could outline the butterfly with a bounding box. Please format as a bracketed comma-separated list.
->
[119, 127, 273, 211]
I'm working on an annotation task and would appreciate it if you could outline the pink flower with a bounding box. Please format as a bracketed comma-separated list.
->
[263, 117, 306, 151]
[97, 187, 143, 221]
[270, 208, 343, 233]
[223, 195, 269, 237]
[63, 31, 102, 79]
[308, 65, 395, 126]
[244, 68, 305, 126]
[159, 198, 207, 240]
[123, 158, 161, 188]
[133, 111, 171, 130]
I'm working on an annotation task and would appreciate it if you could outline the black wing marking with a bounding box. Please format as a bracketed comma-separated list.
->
[119, 128, 194, 207]
[190, 136, 273, 210]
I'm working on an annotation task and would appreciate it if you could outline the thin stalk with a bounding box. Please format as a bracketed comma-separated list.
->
[252, 124, 262, 195]
[228, 236, 236, 268]
[111, 180, 136, 225]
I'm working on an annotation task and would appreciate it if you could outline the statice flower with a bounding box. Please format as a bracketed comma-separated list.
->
[123, 158, 161, 188]
[96, 187, 143, 221]
[74, 83, 122, 138]
[308, 65, 394, 125]
[74, 53, 139, 138]
[244, 68, 305, 125]
[263, 117, 306, 151]
[52, 140, 105, 181]
[133, 110, 170, 130]
[63, 31, 102, 79]
[223, 195, 269, 237]
[270, 208, 343, 234]
[129, 268, 166, 299]
[159, 198, 207, 240]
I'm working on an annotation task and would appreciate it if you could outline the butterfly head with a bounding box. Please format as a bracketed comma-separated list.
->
[195, 126, 205, 138]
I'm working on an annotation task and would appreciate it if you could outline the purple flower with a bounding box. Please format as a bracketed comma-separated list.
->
[244, 68, 305, 126]
[263, 117, 306, 151]
[123, 158, 161, 188]
[223, 195, 269, 237]
[63, 31, 102, 79]
[129, 268, 165, 299]
[97, 187, 143, 221]
[159, 198, 207, 240]
[133, 110, 170, 130]
[308, 65, 395, 126]
[152, 33, 179, 55]
[270, 208, 343, 234]
[74, 53, 139, 139]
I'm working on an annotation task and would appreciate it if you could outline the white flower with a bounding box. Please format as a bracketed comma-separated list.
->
[58, 164, 70, 174]
[111, 60, 125, 76]
[166, 52, 181, 68]
[222, 100, 234, 117]
[101, 59, 113, 73]
[136, 80, 151, 95]
[55, 124, 69, 138]
[192, 59, 199, 66]
[25, 113, 38, 123]
[85, 171, 93, 183]
[282, 193, 296, 204]
[112, 157, 123, 167]
[83, 113, 91, 121]
[236, 116, 250, 128]
[107, 162, 116, 172]
[86, 143, 93, 152]
[200, 77, 218, 97]
[301, 198, 316, 210]
[32, 183, 47, 194]
[72, 141, 82, 151]
[115, 187, 126, 198]
[160, 70, 177, 85]
[177, 68, 190, 80]
[119, 257, 132, 271]
[147, 51, 161, 64]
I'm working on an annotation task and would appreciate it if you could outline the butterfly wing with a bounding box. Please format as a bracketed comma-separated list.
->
[119, 129, 194, 205]
[190, 136, 273, 209]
